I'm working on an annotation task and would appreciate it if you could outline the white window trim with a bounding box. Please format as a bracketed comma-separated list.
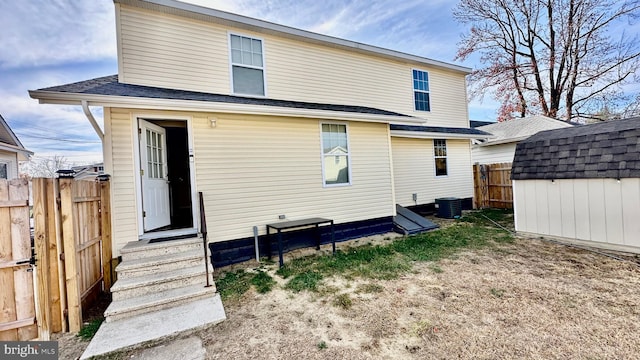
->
[228, 32, 268, 97]
[434, 139, 448, 177]
[0, 160, 11, 179]
[412, 68, 431, 113]
[320, 122, 352, 188]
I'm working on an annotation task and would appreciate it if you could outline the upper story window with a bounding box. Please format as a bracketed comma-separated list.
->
[434, 139, 447, 176]
[321, 123, 351, 186]
[230, 34, 265, 96]
[413, 69, 430, 112]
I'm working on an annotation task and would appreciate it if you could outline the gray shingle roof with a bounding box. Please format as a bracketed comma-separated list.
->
[390, 124, 491, 136]
[38, 75, 412, 118]
[476, 115, 573, 145]
[512, 117, 640, 180]
[469, 120, 494, 128]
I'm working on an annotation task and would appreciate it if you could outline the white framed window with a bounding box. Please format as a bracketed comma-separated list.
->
[413, 69, 430, 112]
[229, 33, 265, 96]
[434, 139, 447, 176]
[0, 161, 8, 179]
[321, 123, 351, 186]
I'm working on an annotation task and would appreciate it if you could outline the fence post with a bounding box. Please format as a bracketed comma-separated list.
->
[33, 179, 51, 340]
[58, 175, 82, 333]
[98, 175, 113, 292]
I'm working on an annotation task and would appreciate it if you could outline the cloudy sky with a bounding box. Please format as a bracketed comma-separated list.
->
[0, 0, 494, 164]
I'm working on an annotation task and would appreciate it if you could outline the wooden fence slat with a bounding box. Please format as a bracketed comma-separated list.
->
[44, 178, 62, 333]
[0, 317, 35, 332]
[59, 178, 83, 333]
[101, 179, 113, 291]
[0, 180, 18, 341]
[34, 178, 52, 340]
[0, 200, 29, 208]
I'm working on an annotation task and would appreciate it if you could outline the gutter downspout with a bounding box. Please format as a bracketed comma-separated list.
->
[81, 100, 104, 142]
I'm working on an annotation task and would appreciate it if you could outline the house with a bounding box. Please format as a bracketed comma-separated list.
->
[472, 115, 572, 165]
[0, 114, 32, 179]
[512, 117, 640, 254]
[71, 162, 104, 180]
[29, 1, 489, 354]
[30, 0, 489, 262]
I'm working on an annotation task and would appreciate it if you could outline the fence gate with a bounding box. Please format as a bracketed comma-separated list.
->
[0, 178, 37, 341]
[473, 162, 513, 209]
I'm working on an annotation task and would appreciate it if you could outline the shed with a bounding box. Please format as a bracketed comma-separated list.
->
[511, 117, 640, 253]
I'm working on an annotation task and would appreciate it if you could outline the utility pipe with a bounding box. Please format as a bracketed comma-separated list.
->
[81, 100, 104, 142]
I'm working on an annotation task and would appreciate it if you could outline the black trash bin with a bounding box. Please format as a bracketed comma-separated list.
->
[435, 197, 462, 218]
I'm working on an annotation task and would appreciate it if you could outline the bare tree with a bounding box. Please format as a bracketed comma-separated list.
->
[20, 155, 74, 179]
[455, 0, 640, 121]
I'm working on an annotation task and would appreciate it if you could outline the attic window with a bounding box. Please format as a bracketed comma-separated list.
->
[230, 34, 265, 96]
[413, 69, 430, 112]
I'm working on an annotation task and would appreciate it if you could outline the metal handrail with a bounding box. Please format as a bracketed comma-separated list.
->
[199, 192, 211, 288]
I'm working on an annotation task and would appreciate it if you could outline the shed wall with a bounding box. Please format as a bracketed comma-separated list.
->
[391, 137, 474, 207]
[514, 178, 640, 253]
[116, 4, 469, 128]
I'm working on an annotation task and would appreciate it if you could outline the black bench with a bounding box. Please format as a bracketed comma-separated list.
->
[266, 217, 335, 267]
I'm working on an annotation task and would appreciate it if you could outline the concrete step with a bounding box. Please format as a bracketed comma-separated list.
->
[81, 294, 226, 360]
[110, 265, 209, 301]
[116, 249, 206, 279]
[104, 284, 216, 322]
[120, 237, 204, 262]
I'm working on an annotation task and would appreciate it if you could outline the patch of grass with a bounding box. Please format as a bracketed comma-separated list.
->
[78, 318, 103, 341]
[251, 270, 276, 294]
[317, 341, 328, 350]
[216, 269, 253, 301]
[460, 209, 514, 230]
[355, 283, 384, 294]
[429, 264, 444, 273]
[332, 293, 353, 309]
[411, 320, 431, 337]
[490, 288, 506, 298]
[273, 217, 513, 294]
[285, 271, 323, 292]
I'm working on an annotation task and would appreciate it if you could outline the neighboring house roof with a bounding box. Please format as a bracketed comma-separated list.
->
[32, 75, 421, 124]
[469, 120, 494, 128]
[475, 115, 573, 146]
[0, 113, 33, 158]
[71, 162, 105, 180]
[115, 0, 471, 75]
[390, 124, 493, 140]
[512, 117, 640, 180]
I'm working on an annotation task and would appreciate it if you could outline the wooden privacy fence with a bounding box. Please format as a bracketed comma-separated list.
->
[473, 162, 513, 209]
[0, 178, 37, 341]
[33, 176, 112, 337]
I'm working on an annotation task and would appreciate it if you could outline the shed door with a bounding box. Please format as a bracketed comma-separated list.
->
[139, 120, 171, 231]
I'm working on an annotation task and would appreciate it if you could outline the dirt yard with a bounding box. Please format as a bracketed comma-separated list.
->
[63, 226, 640, 359]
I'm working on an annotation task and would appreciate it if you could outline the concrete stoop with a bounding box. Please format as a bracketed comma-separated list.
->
[81, 238, 226, 359]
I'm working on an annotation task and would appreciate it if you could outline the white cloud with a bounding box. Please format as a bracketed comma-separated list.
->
[0, 0, 116, 69]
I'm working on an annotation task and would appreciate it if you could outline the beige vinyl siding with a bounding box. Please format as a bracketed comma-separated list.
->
[514, 179, 640, 253]
[391, 137, 474, 206]
[471, 143, 517, 165]
[105, 107, 139, 253]
[106, 107, 394, 253]
[117, 5, 469, 128]
[193, 114, 394, 243]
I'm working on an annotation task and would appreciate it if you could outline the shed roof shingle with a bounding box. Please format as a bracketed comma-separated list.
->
[38, 75, 412, 118]
[511, 117, 640, 180]
[476, 115, 573, 145]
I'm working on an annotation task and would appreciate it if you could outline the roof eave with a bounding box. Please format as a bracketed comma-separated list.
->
[390, 130, 491, 140]
[29, 90, 426, 125]
[115, 0, 472, 75]
[476, 135, 529, 147]
[0, 142, 34, 157]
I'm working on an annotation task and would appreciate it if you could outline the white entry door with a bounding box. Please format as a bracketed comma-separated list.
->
[139, 119, 171, 231]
